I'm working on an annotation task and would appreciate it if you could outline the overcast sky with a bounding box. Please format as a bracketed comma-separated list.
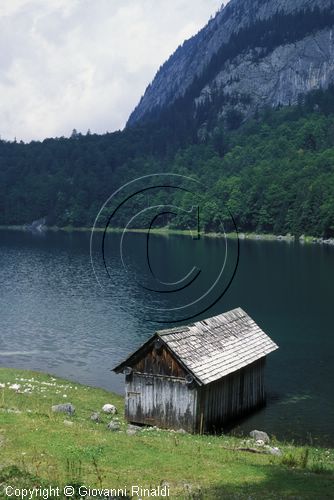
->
[0, 0, 226, 142]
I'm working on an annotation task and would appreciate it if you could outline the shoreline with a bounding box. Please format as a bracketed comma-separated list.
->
[1, 224, 334, 246]
[1, 366, 334, 439]
[0, 366, 333, 500]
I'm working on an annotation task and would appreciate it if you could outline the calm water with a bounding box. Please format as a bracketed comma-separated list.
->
[1, 230, 334, 446]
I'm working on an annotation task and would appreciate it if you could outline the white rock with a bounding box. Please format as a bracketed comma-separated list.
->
[64, 420, 74, 427]
[102, 404, 118, 415]
[250, 430, 270, 444]
[107, 421, 120, 431]
[52, 403, 75, 415]
[9, 384, 21, 391]
[269, 446, 282, 456]
[91, 412, 101, 423]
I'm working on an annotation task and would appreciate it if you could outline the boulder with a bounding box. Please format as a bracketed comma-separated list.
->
[9, 384, 21, 391]
[268, 446, 282, 456]
[127, 428, 138, 436]
[52, 403, 75, 415]
[63, 420, 74, 427]
[107, 421, 120, 432]
[128, 424, 141, 431]
[127, 424, 141, 435]
[249, 430, 270, 444]
[102, 404, 118, 415]
[91, 412, 101, 423]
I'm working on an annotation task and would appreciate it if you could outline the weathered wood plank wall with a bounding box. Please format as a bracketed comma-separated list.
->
[132, 344, 187, 378]
[199, 358, 266, 433]
[126, 373, 197, 432]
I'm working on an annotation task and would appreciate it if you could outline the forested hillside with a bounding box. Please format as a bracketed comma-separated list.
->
[1, 86, 334, 237]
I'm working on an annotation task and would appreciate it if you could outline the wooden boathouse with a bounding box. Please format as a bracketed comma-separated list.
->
[113, 308, 278, 433]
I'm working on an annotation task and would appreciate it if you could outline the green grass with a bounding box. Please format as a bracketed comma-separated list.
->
[0, 368, 333, 499]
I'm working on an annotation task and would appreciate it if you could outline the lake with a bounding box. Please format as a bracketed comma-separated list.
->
[1, 229, 333, 446]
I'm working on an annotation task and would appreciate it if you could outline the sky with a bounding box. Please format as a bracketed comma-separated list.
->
[0, 0, 225, 142]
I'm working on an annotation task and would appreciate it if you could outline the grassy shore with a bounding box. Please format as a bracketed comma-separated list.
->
[0, 224, 329, 245]
[0, 368, 333, 499]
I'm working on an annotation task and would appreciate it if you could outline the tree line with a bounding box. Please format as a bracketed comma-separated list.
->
[1, 86, 334, 237]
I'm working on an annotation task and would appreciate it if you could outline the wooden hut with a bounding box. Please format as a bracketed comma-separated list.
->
[113, 308, 278, 433]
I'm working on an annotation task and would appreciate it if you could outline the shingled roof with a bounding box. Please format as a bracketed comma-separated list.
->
[114, 308, 279, 386]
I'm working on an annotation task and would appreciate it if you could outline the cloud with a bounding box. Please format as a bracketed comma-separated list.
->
[0, 0, 224, 142]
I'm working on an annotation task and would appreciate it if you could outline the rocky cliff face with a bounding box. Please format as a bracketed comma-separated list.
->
[197, 28, 334, 118]
[127, 0, 334, 127]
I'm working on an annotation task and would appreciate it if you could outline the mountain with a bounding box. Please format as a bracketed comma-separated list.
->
[1, 0, 334, 238]
[128, 0, 334, 130]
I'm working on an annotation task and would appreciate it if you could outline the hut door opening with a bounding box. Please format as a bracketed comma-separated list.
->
[125, 375, 142, 423]
[126, 390, 141, 422]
